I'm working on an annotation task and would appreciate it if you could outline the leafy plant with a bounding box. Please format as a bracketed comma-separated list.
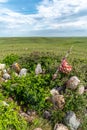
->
[2, 73, 52, 113]
[1, 52, 87, 129]
[0, 101, 27, 130]
[2, 54, 19, 66]
[64, 89, 87, 112]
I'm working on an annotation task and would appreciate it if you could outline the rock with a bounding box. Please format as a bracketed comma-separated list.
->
[64, 111, 80, 130]
[43, 110, 51, 119]
[51, 94, 65, 109]
[54, 123, 69, 130]
[50, 88, 65, 109]
[27, 110, 36, 116]
[0, 77, 5, 83]
[2, 69, 7, 73]
[0, 63, 6, 70]
[20, 112, 34, 123]
[50, 88, 59, 96]
[35, 63, 42, 75]
[3, 73, 10, 80]
[54, 86, 66, 94]
[66, 76, 80, 90]
[34, 128, 42, 130]
[19, 68, 27, 76]
[12, 63, 21, 73]
[77, 85, 85, 95]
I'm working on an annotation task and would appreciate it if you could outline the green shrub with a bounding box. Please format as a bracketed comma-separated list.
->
[1, 52, 87, 129]
[2, 54, 19, 66]
[2, 73, 52, 114]
[0, 101, 27, 130]
[64, 89, 87, 112]
[19, 52, 61, 73]
[51, 110, 65, 126]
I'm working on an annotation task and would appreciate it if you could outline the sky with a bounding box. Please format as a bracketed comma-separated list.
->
[0, 0, 87, 37]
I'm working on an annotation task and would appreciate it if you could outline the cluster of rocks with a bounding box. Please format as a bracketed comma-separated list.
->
[46, 76, 85, 111]
[0, 62, 28, 82]
[42, 110, 81, 130]
[44, 76, 85, 130]
[53, 110, 81, 130]
[0, 63, 10, 82]
[0, 62, 86, 130]
[0, 62, 44, 82]
[20, 110, 36, 123]
[66, 76, 85, 95]
[12, 62, 27, 77]
[35, 63, 86, 96]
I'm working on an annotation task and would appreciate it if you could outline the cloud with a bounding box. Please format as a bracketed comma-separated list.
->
[0, 0, 8, 3]
[37, 0, 87, 18]
[0, 0, 87, 36]
[35, 0, 87, 33]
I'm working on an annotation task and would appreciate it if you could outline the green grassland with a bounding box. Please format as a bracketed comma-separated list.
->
[0, 37, 87, 60]
[0, 37, 87, 130]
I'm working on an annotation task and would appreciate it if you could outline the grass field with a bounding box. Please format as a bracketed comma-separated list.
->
[0, 37, 87, 130]
[0, 37, 87, 60]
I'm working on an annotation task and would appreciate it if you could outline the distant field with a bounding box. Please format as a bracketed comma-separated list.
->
[0, 37, 87, 60]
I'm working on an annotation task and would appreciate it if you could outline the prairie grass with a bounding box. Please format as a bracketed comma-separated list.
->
[0, 37, 87, 60]
[0, 37, 87, 130]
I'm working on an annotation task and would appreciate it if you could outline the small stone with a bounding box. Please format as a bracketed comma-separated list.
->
[54, 123, 69, 130]
[66, 76, 80, 90]
[20, 112, 34, 123]
[43, 111, 51, 119]
[19, 68, 27, 76]
[64, 111, 80, 130]
[35, 63, 42, 75]
[2, 69, 7, 73]
[50, 88, 59, 96]
[50, 88, 65, 109]
[77, 85, 85, 95]
[20, 112, 29, 118]
[51, 94, 65, 109]
[34, 128, 42, 130]
[0, 63, 6, 70]
[12, 63, 21, 73]
[27, 110, 36, 116]
[3, 73, 10, 80]
[0, 78, 5, 83]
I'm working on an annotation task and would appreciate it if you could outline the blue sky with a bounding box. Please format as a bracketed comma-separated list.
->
[0, 0, 87, 37]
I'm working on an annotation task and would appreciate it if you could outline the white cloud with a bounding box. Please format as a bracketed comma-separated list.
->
[0, 8, 36, 29]
[0, 0, 87, 36]
[0, 0, 8, 3]
[35, 0, 87, 31]
[37, 0, 87, 18]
